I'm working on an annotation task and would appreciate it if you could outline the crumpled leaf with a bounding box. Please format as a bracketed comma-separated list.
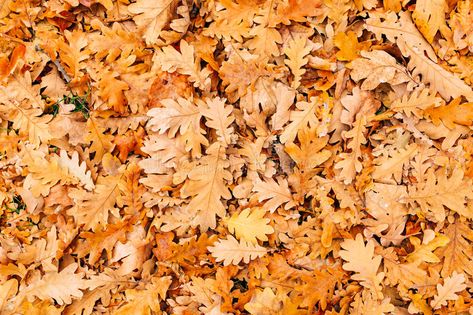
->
[350, 50, 410, 90]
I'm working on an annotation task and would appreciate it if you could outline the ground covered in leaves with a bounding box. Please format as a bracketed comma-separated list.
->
[1, 0, 473, 314]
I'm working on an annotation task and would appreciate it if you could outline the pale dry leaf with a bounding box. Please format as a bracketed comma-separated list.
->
[57, 150, 94, 191]
[339, 234, 384, 299]
[200, 97, 235, 146]
[412, 0, 447, 43]
[280, 96, 320, 144]
[0, 279, 17, 314]
[366, 11, 473, 101]
[284, 37, 311, 89]
[208, 235, 267, 266]
[68, 175, 121, 231]
[431, 272, 466, 310]
[155, 40, 211, 89]
[128, 0, 178, 45]
[253, 176, 297, 213]
[334, 116, 367, 184]
[244, 288, 281, 314]
[389, 88, 444, 118]
[372, 143, 418, 183]
[405, 168, 473, 222]
[350, 50, 410, 90]
[114, 276, 172, 314]
[181, 143, 232, 231]
[17, 263, 89, 306]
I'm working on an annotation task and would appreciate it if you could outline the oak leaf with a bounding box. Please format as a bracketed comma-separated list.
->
[406, 234, 450, 264]
[350, 291, 395, 315]
[243, 288, 292, 314]
[224, 208, 274, 244]
[68, 175, 121, 231]
[40, 68, 68, 101]
[383, 249, 428, 294]
[85, 117, 115, 164]
[389, 88, 443, 118]
[63, 288, 110, 315]
[21, 146, 94, 197]
[117, 163, 145, 215]
[273, 0, 322, 25]
[97, 70, 129, 114]
[181, 143, 232, 231]
[253, 176, 297, 213]
[372, 143, 418, 183]
[147, 97, 201, 137]
[405, 168, 473, 221]
[271, 82, 296, 130]
[200, 97, 235, 146]
[56, 150, 94, 191]
[431, 272, 466, 310]
[339, 234, 384, 299]
[55, 30, 89, 80]
[154, 40, 211, 89]
[17, 263, 89, 305]
[128, 0, 178, 45]
[295, 267, 344, 311]
[114, 277, 172, 314]
[219, 54, 273, 98]
[366, 11, 473, 101]
[334, 116, 367, 184]
[284, 37, 311, 88]
[437, 219, 473, 277]
[76, 221, 130, 265]
[412, 0, 447, 43]
[0, 99, 52, 147]
[0, 279, 17, 314]
[246, 24, 282, 57]
[364, 183, 408, 246]
[280, 96, 320, 144]
[208, 235, 267, 266]
[334, 31, 371, 61]
[340, 87, 380, 126]
[349, 50, 410, 90]
[425, 97, 473, 129]
[285, 126, 331, 173]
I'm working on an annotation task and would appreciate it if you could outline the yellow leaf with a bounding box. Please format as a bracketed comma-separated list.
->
[425, 97, 473, 129]
[406, 234, 450, 264]
[334, 31, 370, 61]
[412, 0, 447, 43]
[225, 208, 274, 244]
